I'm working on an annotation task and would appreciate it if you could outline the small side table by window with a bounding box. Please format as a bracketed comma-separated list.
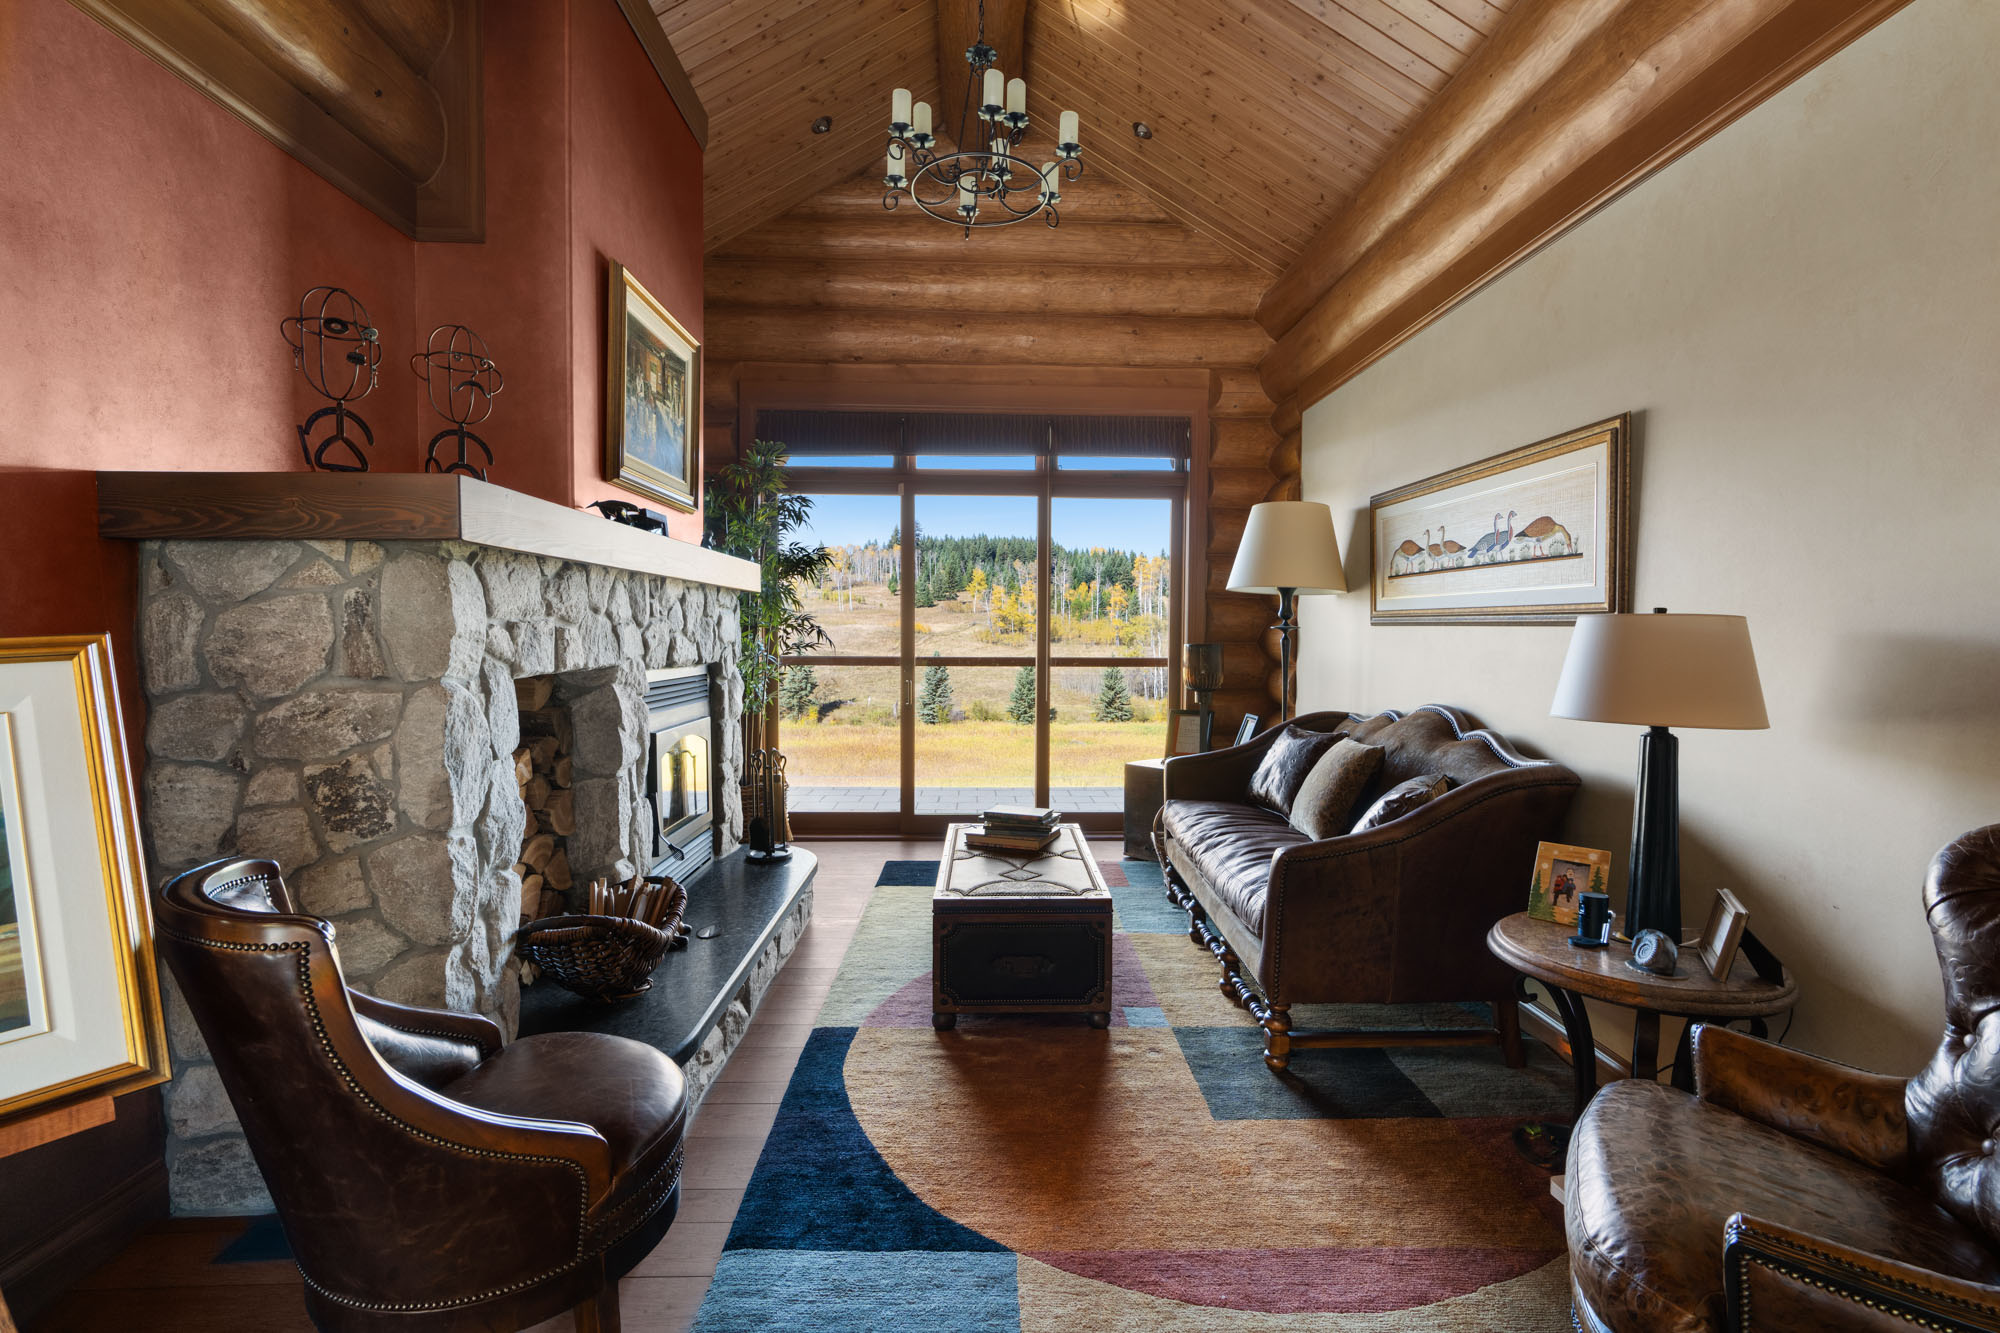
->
[1123, 759, 1166, 860]
[1486, 912, 1797, 1119]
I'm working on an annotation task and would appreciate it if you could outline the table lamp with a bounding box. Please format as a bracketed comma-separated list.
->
[1184, 643, 1224, 749]
[1550, 609, 1768, 938]
[1226, 501, 1346, 721]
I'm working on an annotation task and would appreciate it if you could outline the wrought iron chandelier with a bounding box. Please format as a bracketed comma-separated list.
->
[882, 0, 1082, 232]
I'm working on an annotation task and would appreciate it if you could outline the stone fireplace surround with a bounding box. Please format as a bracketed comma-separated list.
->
[133, 523, 758, 1213]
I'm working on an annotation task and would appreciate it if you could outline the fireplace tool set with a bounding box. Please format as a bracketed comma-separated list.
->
[744, 741, 793, 863]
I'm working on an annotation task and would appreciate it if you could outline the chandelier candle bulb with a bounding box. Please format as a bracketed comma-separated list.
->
[891, 87, 912, 130]
[1006, 77, 1026, 114]
[1059, 110, 1080, 151]
[958, 179, 977, 217]
[885, 150, 905, 188]
[982, 68, 1004, 115]
[1040, 162, 1060, 203]
[913, 100, 932, 139]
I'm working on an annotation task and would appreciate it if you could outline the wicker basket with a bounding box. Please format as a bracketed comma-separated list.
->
[515, 880, 689, 1003]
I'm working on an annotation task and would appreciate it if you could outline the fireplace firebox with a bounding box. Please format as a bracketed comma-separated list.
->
[647, 665, 716, 881]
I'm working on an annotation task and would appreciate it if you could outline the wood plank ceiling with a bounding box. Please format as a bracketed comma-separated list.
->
[653, 0, 1518, 269]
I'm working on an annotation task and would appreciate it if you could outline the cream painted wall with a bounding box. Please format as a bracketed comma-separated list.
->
[1296, 0, 2000, 1074]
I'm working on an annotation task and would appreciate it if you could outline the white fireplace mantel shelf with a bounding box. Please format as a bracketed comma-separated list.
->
[97, 471, 759, 592]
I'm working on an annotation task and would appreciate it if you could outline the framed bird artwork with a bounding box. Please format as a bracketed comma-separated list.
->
[1368, 415, 1631, 624]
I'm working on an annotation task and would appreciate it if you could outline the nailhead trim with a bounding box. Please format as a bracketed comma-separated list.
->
[1731, 1222, 2000, 1331]
[159, 925, 638, 1314]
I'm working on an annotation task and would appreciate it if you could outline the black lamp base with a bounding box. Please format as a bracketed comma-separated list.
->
[1626, 725, 1681, 937]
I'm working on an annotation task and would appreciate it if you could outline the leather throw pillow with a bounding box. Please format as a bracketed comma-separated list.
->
[1351, 772, 1451, 834]
[1246, 725, 1343, 817]
[1287, 738, 1385, 840]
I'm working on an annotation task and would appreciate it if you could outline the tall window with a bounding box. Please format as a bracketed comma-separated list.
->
[766, 409, 1188, 833]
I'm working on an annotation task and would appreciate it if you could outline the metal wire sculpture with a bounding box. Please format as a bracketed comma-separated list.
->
[410, 323, 504, 479]
[281, 286, 381, 472]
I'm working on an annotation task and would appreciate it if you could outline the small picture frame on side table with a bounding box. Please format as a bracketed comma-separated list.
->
[1527, 841, 1611, 928]
[1165, 710, 1204, 758]
[1698, 888, 1750, 980]
[1233, 714, 1260, 747]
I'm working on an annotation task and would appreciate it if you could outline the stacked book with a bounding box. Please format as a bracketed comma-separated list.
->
[965, 806, 1062, 854]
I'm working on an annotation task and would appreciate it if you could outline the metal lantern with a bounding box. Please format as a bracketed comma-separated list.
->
[1184, 642, 1225, 751]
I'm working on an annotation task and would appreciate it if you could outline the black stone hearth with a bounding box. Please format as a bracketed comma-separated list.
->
[518, 848, 816, 1070]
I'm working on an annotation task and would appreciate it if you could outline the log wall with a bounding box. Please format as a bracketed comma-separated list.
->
[703, 174, 1289, 729]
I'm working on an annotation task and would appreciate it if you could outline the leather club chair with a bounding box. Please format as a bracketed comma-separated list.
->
[1566, 824, 2000, 1331]
[155, 857, 689, 1332]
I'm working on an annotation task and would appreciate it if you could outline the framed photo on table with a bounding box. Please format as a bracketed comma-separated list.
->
[605, 259, 700, 512]
[1698, 888, 1750, 980]
[1165, 710, 1204, 758]
[0, 636, 168, 1122]
[1527, 841, 1611, 928]
[1369, 415, 1631, 624]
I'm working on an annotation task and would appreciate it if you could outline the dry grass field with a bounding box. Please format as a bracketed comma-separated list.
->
[786, 581, 1167, 788]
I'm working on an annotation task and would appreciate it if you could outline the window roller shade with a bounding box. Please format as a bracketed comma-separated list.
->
[753, 409, 1189, 459]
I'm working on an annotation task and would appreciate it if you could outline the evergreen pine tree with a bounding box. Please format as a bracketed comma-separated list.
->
[779, 665, 819, 720]
[1007, 665, 1037, 725]
[914, 576, 936, 608]
[887, 571, 898, 595]
[1093, 666, 1134, 722]
[919, 657, 953, 724]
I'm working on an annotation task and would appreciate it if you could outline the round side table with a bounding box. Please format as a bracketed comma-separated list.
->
[1486, 912, 1797, 1120]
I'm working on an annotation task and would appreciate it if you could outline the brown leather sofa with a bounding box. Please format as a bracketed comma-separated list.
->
[155, 857, 688, 1332]
[1566, 824, 2000, 1332]
[1158, 704, 1580, 1071]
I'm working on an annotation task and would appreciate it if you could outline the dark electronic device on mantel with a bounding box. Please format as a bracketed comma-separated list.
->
[590, 499, 668, 533]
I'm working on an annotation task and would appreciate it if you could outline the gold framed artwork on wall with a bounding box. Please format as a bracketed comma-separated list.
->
[605, 259, 700, 513]
[1369, 415, 1631, 624]
[0, 635, 168, 1122]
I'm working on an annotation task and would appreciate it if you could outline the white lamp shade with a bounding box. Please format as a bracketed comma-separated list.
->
[1552, 612, 1769, 730]
[1226, 501, 1346, 595]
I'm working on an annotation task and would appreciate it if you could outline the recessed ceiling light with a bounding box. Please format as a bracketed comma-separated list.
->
[1132, 121, 1153, 139]
[811, 116, 833, 134]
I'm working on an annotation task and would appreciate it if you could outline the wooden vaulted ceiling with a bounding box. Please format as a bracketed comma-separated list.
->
[653, 0, 1517, 270]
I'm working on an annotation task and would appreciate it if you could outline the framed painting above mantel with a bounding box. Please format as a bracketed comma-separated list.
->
[1369, 415, 1631, 625]
[605, 259, 700, 513]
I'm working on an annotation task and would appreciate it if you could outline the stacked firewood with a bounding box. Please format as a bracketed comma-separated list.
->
[513, 678, 575, 978]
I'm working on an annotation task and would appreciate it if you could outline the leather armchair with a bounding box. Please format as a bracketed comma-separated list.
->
[1158, 705, 1581, 1070]
[155, 858, 689, 1332]
[1566, 824, 2000, 1332]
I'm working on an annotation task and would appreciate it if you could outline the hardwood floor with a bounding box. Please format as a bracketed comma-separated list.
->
[28, 839, 955, 1333]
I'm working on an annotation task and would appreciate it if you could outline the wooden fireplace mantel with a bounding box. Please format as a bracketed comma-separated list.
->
[96, 472, 760, 592]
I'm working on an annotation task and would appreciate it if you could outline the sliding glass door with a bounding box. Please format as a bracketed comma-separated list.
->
[773, 411, 1186, 834]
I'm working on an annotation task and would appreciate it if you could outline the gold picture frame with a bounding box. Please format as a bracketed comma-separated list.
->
[1527, 840, 1612, 928]
[605, 259, 700, 512]
[0, 635, 169, 1123]
[1369, 415, 1632, 624]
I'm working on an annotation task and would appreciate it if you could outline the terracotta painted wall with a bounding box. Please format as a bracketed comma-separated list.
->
[0, 0, 702, 1305]
[568, 0, 707, 540]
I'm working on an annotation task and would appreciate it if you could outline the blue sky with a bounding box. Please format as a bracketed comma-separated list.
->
[796, 494, 1171, 556]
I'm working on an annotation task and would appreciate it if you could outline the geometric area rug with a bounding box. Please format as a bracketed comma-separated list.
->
[692, 858, 1576, 1331]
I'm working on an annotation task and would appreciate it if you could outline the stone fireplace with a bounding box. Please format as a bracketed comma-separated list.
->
[135, 530, 751, 1212]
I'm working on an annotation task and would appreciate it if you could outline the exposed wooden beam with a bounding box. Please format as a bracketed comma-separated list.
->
[1257, 0, 1916, 410]
[705, 257, 1267, 318]
[935, 0, 1027, 149]
[615, 0, 709, 148]
[705, 308, 1271, 368]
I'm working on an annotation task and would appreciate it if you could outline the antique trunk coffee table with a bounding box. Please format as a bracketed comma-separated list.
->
[932, 823, 1113, 1030]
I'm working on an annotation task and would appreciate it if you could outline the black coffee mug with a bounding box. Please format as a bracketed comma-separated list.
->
[1573, 891, 1614, 947]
